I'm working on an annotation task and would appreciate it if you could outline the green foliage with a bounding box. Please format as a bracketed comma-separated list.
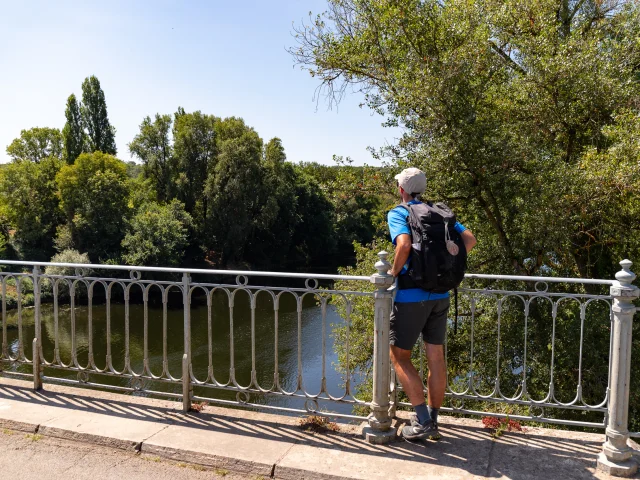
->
[43, 249, 92, 300]
[173, 109, 217, 221]
[297, 159, 394, 264]
[0, 157, 64, 260]
[81, 76, 117, 155]
[56, 152, 130, 261]
[122, 200, 192, 267]
[332, 241, 393, 409]
[293, 0, 640, 278]
[6, 127, 63, 163]
[129, 114, 175, 201]
[288, 171, 338, 269]
[265, 137, 286, 164]
[62, 94, 86, 164]
[206, 128, 268, 265]
[296, 0, 640, 428]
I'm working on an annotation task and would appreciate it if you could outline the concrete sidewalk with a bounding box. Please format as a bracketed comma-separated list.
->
[0, 377, 636, 479]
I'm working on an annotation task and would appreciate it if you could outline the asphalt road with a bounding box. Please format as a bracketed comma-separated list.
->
[0, 429, 256, 480]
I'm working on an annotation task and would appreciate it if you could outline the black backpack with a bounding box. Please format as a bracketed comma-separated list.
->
[397, 201, 467, 293]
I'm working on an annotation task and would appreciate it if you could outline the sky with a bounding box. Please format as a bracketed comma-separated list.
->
[0, 0, 401, 166]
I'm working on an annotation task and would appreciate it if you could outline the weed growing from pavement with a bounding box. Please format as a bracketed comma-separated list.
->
[2, 429, 14, 435]
[141, 455, 162, 463]
[298, 415, 340, 433]
[482, 416, 524, 438]
[25, 433, 42, 442]
[190, 401, 208, 413]
[215, 468, 229, 476]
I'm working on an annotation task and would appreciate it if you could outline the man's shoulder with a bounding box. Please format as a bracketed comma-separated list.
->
[388, 204, 409, 220]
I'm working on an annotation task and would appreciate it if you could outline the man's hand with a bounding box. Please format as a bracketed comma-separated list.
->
[390, 234, 412, 277]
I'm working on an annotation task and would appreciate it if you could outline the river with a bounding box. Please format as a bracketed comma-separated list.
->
[3, 290, 363, 415]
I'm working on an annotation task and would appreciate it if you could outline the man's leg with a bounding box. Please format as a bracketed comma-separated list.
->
[391, 343, 441, 440]
[422, 297, 450, 429]
[425, 342, 446, 413]
[390, 345, 425, 406]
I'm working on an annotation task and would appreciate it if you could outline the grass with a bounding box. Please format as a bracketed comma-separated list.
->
[214, 468, 229, 476]
[141, 455, 162, 463]
[24, 433, 43, 442]
[298, 415, 340, 433]
[2, 428, 15, 435]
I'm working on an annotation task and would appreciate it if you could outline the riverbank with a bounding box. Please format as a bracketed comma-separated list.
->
[0, 377, 633, 479]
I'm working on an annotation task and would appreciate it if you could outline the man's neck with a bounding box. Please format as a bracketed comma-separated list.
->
[401, 193, 415, 203]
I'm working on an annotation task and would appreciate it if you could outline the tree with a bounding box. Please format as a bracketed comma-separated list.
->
[56, 152, 129, 261]
[294, 0, 640, 427]
[293, 0, 640, 277]
[173, 109, 217, 226]
[265, 137, 286, 165]
[62, 94, 86, 164]
[81, 76, 117, 155]
[289, 171, 338, 269]
[205, 129, 268, 266]
[6, 127, 63, 163]
[129, 114, 175, 201]
[0, 157, 64, 260]
[122, 200, 192, 267]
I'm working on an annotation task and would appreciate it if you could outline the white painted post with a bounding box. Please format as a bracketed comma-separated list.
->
[32, 266, 42, 390]
[597, 260, 638, 477]
[363, 251, 395, 444]
[182, 273, 192, 412]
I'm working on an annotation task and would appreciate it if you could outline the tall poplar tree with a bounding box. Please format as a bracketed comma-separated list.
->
[62, 94, 85, 164]
[81, 76, 117, 155]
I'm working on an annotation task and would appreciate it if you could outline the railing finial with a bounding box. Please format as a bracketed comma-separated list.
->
[374, 251, 391, 277]
[615, 259, 635, 287]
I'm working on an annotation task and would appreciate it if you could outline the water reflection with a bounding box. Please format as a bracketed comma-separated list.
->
[4, 292, 359, 415]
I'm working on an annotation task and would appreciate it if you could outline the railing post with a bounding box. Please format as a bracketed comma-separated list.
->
[363, 251, 395, 444]
[32, 266, 42, 390]
[182, 272, 192, 412]
[597, 259, 638, 477]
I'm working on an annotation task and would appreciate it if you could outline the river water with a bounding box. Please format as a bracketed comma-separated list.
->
[3, 290, 363, 415]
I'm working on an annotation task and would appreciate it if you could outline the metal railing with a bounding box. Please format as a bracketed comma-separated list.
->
[0, 254, 637, 473]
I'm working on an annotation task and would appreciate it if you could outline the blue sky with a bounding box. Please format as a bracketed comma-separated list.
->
[0, 0, 401, 165]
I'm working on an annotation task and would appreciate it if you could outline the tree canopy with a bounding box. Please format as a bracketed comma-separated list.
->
[81, 76, 117, 155]
[292, 0, 640, 279]
[6, 127, 63, 163]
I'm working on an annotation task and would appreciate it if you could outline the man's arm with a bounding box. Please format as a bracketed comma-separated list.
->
[390, 233, 411, 277]
[461, 229, 477, 253]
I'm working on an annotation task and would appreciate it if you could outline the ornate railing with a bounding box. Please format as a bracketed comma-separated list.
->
[0, 255, 637, 474]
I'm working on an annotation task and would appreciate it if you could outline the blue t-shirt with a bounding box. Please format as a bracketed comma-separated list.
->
[388, 200, 467, 303]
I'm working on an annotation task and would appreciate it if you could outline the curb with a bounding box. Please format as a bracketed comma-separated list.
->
[0, 417, 39, 434]
[0, 416, 354, 479]
[140, 442, 276, 478]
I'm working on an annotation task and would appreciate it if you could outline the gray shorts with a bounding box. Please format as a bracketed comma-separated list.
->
[390, 298, 450, 350]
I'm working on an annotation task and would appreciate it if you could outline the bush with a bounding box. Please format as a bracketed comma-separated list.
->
[121, 200, 192, 267]
[42, 249, 92, 300]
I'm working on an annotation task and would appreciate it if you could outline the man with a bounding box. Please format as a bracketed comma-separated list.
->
[388, 167, 477, 441]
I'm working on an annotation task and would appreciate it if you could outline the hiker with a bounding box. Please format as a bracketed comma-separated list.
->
[388, 167, 477, 441]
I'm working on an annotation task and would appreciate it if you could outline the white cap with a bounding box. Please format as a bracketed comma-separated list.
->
[395, 168, 426, 195]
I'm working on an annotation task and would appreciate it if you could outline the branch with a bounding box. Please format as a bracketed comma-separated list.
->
[569, 0, 588, 22]
[489, 41, 527, 75]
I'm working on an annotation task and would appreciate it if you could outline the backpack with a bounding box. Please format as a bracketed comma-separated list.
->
[397, 201, 467, 293]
